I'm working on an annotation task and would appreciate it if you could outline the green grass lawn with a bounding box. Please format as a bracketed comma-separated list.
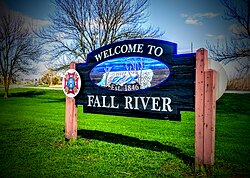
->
[0, 88, 249, 177]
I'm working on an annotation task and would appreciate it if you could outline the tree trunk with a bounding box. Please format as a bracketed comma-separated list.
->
[4, 89, 8, 98]
[3, 76, 9, 98]
[3, 74, 12, 98]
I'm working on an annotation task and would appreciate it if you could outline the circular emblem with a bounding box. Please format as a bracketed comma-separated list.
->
[62, 69, 81, 98]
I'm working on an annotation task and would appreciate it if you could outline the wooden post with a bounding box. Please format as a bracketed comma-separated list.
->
[195, 48, 207, 166]
[204, 70, 216, 165]
[195, 48, 216, 167]
[65, 62, 78, 140]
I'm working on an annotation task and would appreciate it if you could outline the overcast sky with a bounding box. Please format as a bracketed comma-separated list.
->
[1, 0, 243, 78]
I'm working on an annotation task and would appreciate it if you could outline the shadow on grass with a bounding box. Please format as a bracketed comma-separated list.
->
[77, 129, 194, 166]
[216, 93, 250, 115]
[8, 90, 46, 97]
[42, 98, 65, 103]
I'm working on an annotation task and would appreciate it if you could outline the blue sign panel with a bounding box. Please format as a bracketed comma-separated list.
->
[76, 39, 195, 121]
[90, 57, 170, 91]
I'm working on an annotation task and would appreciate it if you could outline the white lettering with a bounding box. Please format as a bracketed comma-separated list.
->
[128, 44, 137, 53]
[147, 45, 163, 57]
[87, 95, 173, 113]
[87, 95, 95, 106]
[110, 96, 119, 108]
[151, 97, 161, 111]
[103, 49, 109, 59]
[162, 97, 173, 112]
[124, 96, 172, 112]
[102, 96, 110, 108]
[114, 46, 121, 55]
[94, 53, 103, 62]
[93, 96, 101, 107]
[121, 44, 128, 53]
[137, 44, 144, 53]
[93, 43, 145, 62]
[108, 48, 114, 57]
[87, 95, 118, 109]
[154, 46, 163, 57]
[140, 97, 150, 110]
[124, 96, 133, 109]
[134, 97, 139, 110]
[147, 45, 154, 55]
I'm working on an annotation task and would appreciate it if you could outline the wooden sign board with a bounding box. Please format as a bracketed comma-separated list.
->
[64, 42, 217, 167]
[75, 39, 196, 121]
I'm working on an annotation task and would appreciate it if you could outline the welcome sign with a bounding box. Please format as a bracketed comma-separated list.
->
[65, 41, 217, 166]
[75, 39, 196, 120]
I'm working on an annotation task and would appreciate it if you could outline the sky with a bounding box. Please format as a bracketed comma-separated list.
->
[0, 0, 243, 78]
[146, 0, 233, 52]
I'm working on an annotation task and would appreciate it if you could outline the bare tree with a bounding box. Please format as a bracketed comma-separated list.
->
[207, 0, 250, 66]
[37, 0, 163, 70]
[0, 11, 41, 98]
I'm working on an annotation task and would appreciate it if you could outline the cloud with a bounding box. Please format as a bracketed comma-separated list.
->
[206, 34, 225, 39]
[180, 13, 188, 18]
[185, 17, 202, 25]
[17, 12, 51, 28]
[182, 12, 219, 26]
[197, 12, 219, 18]
[24, 15, 51, 28]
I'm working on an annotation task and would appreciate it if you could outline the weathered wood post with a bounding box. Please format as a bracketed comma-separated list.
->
[65, 62, 78, 140]
[195, 48, 216, 167]
[204, 69, 216, 165]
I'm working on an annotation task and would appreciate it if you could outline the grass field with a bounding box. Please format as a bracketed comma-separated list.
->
[0, 88, 249, 177]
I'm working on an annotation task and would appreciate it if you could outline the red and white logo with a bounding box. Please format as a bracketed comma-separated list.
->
[62, 69, 81, 98]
